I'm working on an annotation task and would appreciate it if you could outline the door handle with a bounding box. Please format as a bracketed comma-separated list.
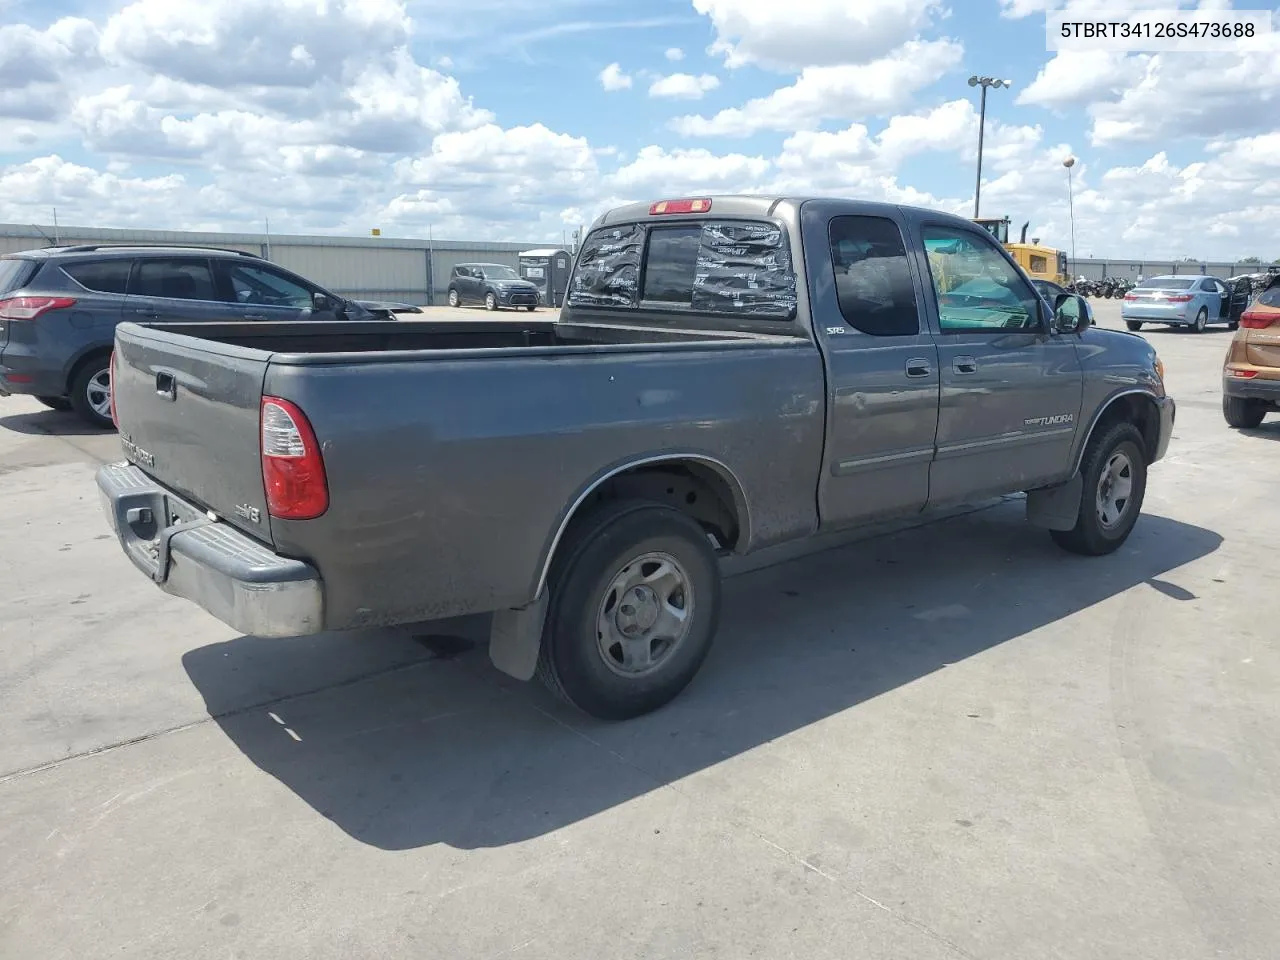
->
[905, 357, 932, 378]
[134, 307, 160, 319]
[953, 356, 978, 375]
[155, 371, 177, 401]
[243, 313, 267, 321]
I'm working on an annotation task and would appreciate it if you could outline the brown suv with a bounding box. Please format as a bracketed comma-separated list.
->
[1223, 274, 1280, 428]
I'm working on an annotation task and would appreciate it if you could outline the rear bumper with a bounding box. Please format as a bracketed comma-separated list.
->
[96, 461, 324, 637]
[1121, 306, 1191, 323]
[0, 349, 66, 397]
[1223, 374, 1280, 403]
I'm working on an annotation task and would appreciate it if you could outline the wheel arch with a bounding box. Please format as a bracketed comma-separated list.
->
[1073, 389, 1163, 474]
[63, 342, 113, 394]
[533, 453, 752, 600]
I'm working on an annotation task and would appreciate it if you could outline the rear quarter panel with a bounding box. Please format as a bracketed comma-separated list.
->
[265, 341, 826, 628]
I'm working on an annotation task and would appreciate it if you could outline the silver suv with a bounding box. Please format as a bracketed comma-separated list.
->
[0, 244, 373, 428]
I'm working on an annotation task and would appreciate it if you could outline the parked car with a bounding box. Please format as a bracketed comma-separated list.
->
[1222, 273, 1280, 428]
[1029, 277, 1069, 304]
[97, 195, 1174, 721]
[0, 244, 375, 428]
[356, 300, 424, 319]
[446, 263, 539, 311]
[1122, 274, 1241, 333]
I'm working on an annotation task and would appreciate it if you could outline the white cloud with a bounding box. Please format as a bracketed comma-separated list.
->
[648, 73, 720, 100]
[693, 0, 944, 70]
[669, 39, 963, 136]
[665, 47, 684, 61]
[599, 62, 632, 91]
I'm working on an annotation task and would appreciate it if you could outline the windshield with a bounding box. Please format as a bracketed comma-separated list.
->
[481, 265, 519, 281]
[1138, 278, 1194, 290]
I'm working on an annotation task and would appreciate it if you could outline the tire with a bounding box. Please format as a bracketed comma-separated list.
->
[35, 395, 71, 411]
[1193, 307, 1208, 333]
[1228, 320, 1239, 331]
[1223, 395, 1266, 429]
[526, 304, 537, 312]
[1125, 321, 1143, 331]
[485, 292, 498, 311]
[536, 500, 722, 721]
[447, 288, 460, 308]
[68, 357, 114, 429]
[1049, 421, 1147, 556]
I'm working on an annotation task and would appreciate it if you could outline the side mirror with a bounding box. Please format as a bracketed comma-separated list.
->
[312, 292, 332, 313]
[1053, 293, 1090, 334]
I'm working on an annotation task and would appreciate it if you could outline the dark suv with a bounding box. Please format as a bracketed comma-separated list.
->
[446, 262, 540, 311]
[0, 245, 373, 427]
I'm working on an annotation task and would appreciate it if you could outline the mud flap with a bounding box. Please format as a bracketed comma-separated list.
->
[1026, 474, 1083, 531]
[488, 593, 549, 681]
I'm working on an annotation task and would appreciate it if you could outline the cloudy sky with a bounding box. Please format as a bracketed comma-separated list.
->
[0, 0, 1276, 259]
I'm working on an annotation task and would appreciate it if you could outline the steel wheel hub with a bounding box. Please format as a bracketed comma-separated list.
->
[1096, 451, 1134, 529]
[596, 552, 693, 677]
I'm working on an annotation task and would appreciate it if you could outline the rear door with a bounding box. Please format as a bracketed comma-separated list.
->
[918, 221, 1083, 504]
[123, 257, 242, 323]
[215, 259, 336, 322]
[112, 324, 274, 543]
[804, 209, 941, 528]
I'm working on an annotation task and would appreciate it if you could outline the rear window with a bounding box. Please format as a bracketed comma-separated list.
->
[0, 257, 37, 296]
[568, 219, 797, 319]
[1138, 278, 1194, 290]
[1257, 278, 1280, 308]
[62, 259, 132, 294]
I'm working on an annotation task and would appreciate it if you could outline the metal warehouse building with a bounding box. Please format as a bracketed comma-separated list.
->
[0, 223, 556, 306]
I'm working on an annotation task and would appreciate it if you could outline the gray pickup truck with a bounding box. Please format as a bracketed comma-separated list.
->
[97, 196, 1175, 720]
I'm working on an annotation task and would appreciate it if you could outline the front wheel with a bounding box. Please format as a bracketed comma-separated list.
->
[1126, 320, 1143, 331]
[1193, 307, 1208, 333]
[35, 396, 71, 411]
[526, 304, 537, 312]
[1228, 320, 1239, 331]
[1223, 395, 1266, 429]
[1050, 422, 1148, 556]
[537, 500, 721, 721]
[485, 293, 498, 311]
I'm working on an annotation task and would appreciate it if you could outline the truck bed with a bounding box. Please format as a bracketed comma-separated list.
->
[145, 318, 784, 358]
[110, 317, 827, 629]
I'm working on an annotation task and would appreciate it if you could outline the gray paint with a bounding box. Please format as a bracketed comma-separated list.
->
[101, 195, 1174, 639]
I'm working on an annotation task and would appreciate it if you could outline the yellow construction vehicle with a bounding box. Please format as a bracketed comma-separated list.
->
[973, 216, 1069, 285]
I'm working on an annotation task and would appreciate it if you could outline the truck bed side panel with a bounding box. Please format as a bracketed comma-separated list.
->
[264, 343, 826, 628]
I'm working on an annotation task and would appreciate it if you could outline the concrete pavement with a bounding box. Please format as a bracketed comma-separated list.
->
[1, 302, 1276, 959]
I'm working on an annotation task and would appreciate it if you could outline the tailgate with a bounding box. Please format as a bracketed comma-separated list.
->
[1245, 328, 1280, 368]
[112, 323, 274, 544]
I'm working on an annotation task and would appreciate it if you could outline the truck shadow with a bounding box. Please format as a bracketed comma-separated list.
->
[182, 502, 1222, 852]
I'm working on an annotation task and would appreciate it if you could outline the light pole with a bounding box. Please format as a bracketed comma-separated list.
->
[968, 75, 1012, 218]
[1063, 155, 1077, 271]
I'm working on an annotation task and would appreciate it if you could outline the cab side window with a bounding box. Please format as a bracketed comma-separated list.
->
[922, 226, 1041, 333]
[827, 215, 919, 337]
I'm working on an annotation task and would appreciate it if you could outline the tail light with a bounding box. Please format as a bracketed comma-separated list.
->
[1240, 310, 1277, 329]
[109, 350, 119, 428]
[1124, 294, 1137, 301]
[0, 296, 77, 320]
[1166, 294, 1193, 302]
[260, 396, 328, 520]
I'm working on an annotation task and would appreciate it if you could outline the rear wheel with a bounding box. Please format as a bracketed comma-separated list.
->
[1050, 422, 1147, 556]
[1193, 307, 1208, 333]
[1228, 320, 1239, 331]
[526, 304, 537, 312]
[68, 358, 113, 429]
[537, 500, 721, 721]
[485, 292, 498, 311]
[447, 288, 460, 308]
[1125, 320, 1143, 331]
[1223, 395, 1267, 429]
[35, 395, 71, 411]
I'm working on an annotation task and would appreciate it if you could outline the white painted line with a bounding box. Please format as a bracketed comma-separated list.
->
[268, 712, 285, 725]
[285, 728, 302, 742]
